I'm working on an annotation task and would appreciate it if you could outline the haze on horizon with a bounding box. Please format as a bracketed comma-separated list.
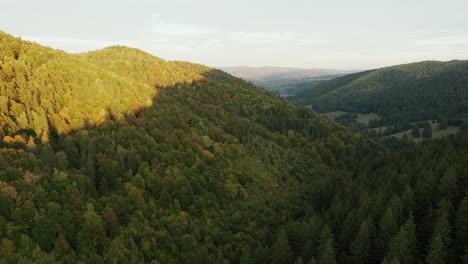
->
[1, 0, 467, 70]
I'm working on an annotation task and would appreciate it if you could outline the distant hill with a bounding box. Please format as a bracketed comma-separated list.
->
[292, 60, 468, 136]
[220, 66, 352, 81]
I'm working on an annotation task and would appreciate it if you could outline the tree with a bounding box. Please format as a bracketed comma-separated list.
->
[294, 257, 304, 264]
[53, 232, 71, 256]
[0, 191, 14, 218]
[55, 151, 68, 171]
[456, 195, 468, 261]
[438, 167, 457, 200]
[425, 199, 452, 264]
[240, 248, 252, 264]
[350, 218, 373, 264]
[307, 257, 317, 264]
[12, 200, 38, 228]
[253, 244, 271, 264]
[272, 228, 293, 264]
[422, 123, 432, 138]
[319, 240, 337, 264]
[411, 126, 420, 137]
[386, 216, 418, 264]
[32, 216, 58, 252]
[379, 207, 398, 246]
[318, 226, 337, 264]
[40, 144, 55, 168]
[426, 233, 446, 264]
[0, 154, 9, 170]
[96, 157, 119, 194]
[77, 204, 105, 255]
[439, 119, 448, 130]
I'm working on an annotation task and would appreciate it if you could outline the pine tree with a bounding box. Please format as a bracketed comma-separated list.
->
[379, 207, 398, 245]
[55, 151, 68, 171]
[350, 218, 373, 264]
[438, 167, 458, 200]
[272, 228, 293, 264]
[411, 126, 420, 137]
[253, 244, 271, 264]
[456, 194, 468, 262]
[422, 122, 432, 138]
[40, 144, 55, 169]
[386, 216, 418, 264]
[240, 248, 252, 264]
[426, 233, 446, 264]
[318, 226, 337, 264]
[319, 240, 337, 264]
[307, 257, 317, 264]
[294, 257, 304, 264]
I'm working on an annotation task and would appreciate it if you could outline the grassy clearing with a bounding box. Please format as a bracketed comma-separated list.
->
[385, 122, 460, 142]
[322, 111, 348, 120]
[356, 112, 381, 126]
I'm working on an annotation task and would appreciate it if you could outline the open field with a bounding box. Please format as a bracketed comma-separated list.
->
[321, 111, 348, 120]
[356, 112, 381, 126]
[321, 111, 381, 126]
[384, 122, 460, 142]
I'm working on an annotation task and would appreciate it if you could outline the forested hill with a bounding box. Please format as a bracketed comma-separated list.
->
[292, 60, 468, 127]
[1, 31, 467, 264]
[0, 31, 365, 263]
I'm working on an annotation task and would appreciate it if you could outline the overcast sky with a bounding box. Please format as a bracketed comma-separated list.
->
[1, 0, 467, 70]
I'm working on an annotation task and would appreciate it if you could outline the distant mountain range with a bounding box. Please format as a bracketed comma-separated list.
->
[220, 66, 354, 81]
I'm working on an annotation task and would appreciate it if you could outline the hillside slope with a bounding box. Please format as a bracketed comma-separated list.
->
[293, 60, 468, 126]
[292, 61, 468, 137]
[0, 32, 366, 263]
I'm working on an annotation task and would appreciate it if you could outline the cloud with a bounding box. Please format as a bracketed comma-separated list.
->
[152, 22, 219, 36]
[229, 32, 296, 43]
[150, 16, 297, 45]
[418, 34, 468, 47]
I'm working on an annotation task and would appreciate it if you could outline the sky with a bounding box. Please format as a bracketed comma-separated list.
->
[1, 0, 468, 70]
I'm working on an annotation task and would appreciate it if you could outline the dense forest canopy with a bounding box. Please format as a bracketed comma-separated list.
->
[0, 31, 467, 264]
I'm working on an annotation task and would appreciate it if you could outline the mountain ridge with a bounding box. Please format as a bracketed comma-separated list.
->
[220, 66, 354, 81]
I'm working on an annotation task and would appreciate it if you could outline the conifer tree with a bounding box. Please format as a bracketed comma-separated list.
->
[318, 226, 337, 264]
[386, 216, 418, 264]
[422, 123, 432, 138]
[456, 194, 468, 262]
[350, 218, 373, 264]
[272, 228, 293, 264]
